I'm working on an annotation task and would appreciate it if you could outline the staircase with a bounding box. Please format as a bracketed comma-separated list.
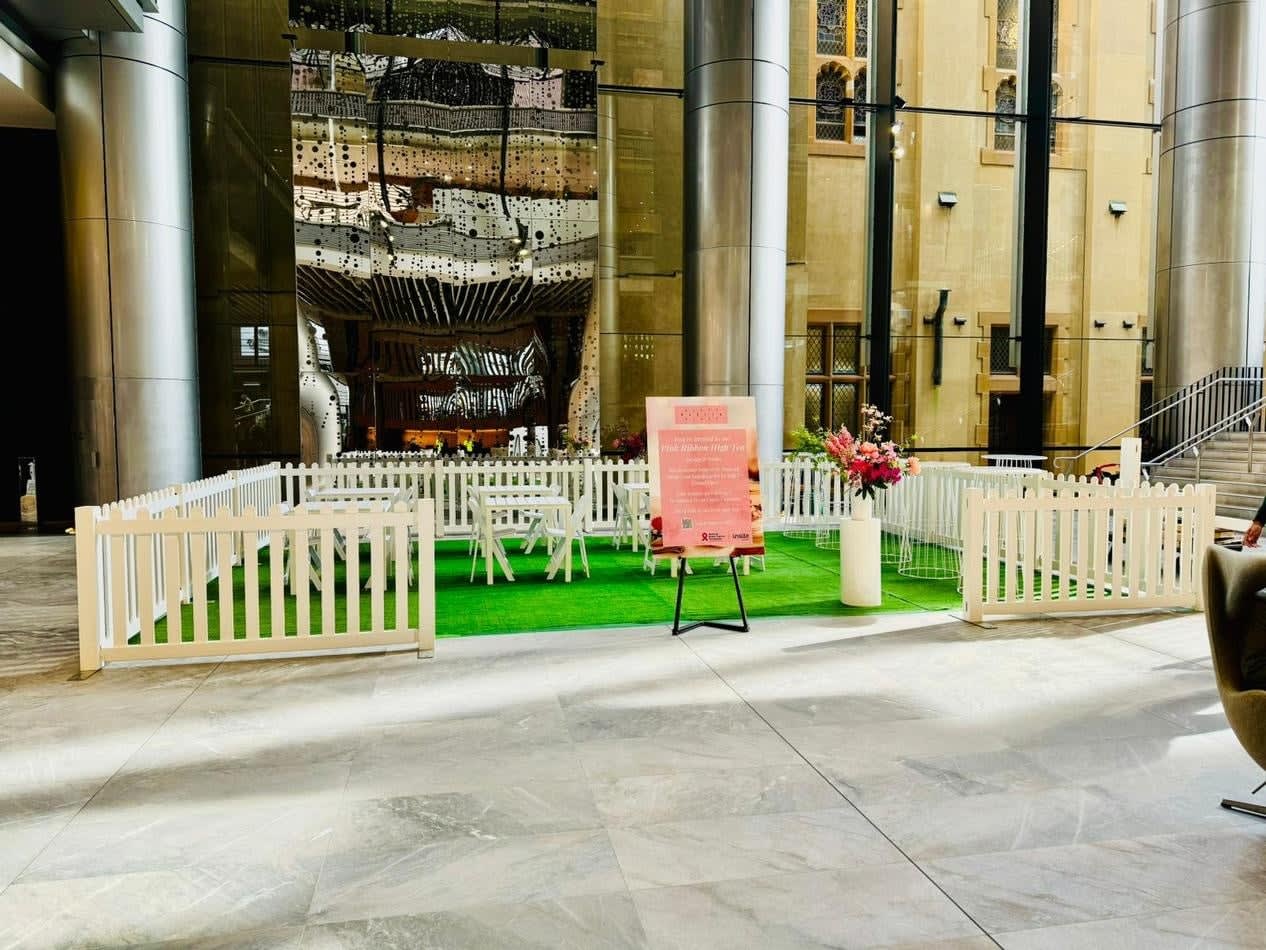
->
[1149, 429, 1266, 521]
[1057, 366, 1266, 522]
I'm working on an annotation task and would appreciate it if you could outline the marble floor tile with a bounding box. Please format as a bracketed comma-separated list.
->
[631, 865, 986, 950]
[91, 757, 356, 810]
[998, 898, 1266, 948]
[591, 764, 844, 827]
[925, 829, 1266, 933]
[345, 723, 588, 799]
[330, 781, 602, 850]
[140, 926, 307, 949]
[861, 780, 1251, 860]
[0, 862, 319, 948]
[1, 533, 1258, 949]
[19, 800, 338, 883]
[308, 828, 626, 923]
[575, 729, 803, 781]
[302, 892, 648, 949]
[608, 807, 903, 889]
[0, 805, 81, 891]
[747, 690, 939, 731]
[562, 699, 770, 742]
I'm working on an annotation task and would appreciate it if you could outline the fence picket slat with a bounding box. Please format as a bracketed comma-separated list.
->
[294, 525, 311, 637]
[394, 505, 408, 636]
[163, 513, 182, 646]
[1003, 504, 1018, 604]
[191, 528, 209, 642]
[217, 508, 234, 643]
[243, 507, 260, 639]
[269, 510, 285, 640]
[321, 522, 335, 635]
[135, 510, 156, 646]
[371, 521, 385, 633]
[108, 530, 127, 649]
[346, 517, 360, 636]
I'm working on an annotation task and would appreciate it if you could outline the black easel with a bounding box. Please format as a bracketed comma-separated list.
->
[672, 555, 750, 636]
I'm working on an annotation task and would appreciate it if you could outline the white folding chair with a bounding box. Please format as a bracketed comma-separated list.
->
[468, 494, 518, 583]
[543, 492, 592, 579]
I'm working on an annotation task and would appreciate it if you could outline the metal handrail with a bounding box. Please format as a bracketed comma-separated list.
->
[1054, 367, 1265, 471]
[1143, 394, 1266, 473]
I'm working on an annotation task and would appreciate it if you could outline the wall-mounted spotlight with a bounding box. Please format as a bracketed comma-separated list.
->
[1092, 319, 1106, 329]
[937, 191, 959, 208]
[891, 120, 904, 135]
[1122, 320, 1135, 330]
[893, 146, 906, 159]
[1108, 200, 1128, 217]
[893, 94, 907, 109]
[953, 316, 967, 327]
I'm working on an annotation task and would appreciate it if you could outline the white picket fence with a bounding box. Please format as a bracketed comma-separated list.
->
[962, 481, 1216, 621]
[280, 458, 652, 537]
[75, 497, 436, 672]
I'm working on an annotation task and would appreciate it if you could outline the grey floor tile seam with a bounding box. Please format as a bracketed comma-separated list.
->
[0, 658, 227, 901]
[304, 714, 382, 924]
[1100, 618, 1208, 663]
[676, 633, 1007, 950]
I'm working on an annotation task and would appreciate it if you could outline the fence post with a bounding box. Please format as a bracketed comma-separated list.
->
[417, 499, 436, 657]
[962, 488, 984, 622]
[75, 506, 103, 673]
[1193, 483, 1217, 611]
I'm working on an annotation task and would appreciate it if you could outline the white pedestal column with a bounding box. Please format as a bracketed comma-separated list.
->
[840, 510, 882, 607]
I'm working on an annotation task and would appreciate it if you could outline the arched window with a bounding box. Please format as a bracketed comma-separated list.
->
[816, 64, 848, 141]
[853, 68, 868, 139]
[995, 78, 1017, 151]
[817, 1, 846, 56]
[996, 0, 1018, 69]
[855, 0, 869, 58]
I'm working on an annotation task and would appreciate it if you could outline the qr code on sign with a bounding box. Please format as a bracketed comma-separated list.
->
[681, 518, 693, 529]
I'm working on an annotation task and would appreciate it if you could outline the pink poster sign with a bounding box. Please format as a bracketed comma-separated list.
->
[646, 396, 765, 558]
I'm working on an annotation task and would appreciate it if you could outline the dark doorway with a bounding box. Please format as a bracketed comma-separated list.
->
[0, 127, 72, 529]
[988, 394, 1023, 455]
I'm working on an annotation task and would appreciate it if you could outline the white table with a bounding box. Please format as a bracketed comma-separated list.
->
[982, 454, 1047, 469]
[479, 494, 573, 585]
[308, 486, 406, 506]
[294, 490, 410, 590]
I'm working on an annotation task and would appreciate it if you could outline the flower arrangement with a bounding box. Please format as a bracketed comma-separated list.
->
[602, 418, 647, 461]
[823, 404, 920, 501]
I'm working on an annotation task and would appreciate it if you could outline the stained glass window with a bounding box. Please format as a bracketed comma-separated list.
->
[833, 324, 860, 374]
[996, 0, 1019, 69]
[995, 79, 1017, 151]
[817, 1, 846, 56]
[816, 66, 847, 142]
[806, 325, 827, 375]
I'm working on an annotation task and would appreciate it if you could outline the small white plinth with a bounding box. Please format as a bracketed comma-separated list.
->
[839, 516, 882, 607]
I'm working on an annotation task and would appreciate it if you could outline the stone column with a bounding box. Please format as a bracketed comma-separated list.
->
[1154, 0, 1266, 395]
[57, 0, 200, 503]
[683, 0, 789, 463]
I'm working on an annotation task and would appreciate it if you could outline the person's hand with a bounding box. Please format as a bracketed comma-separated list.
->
[1246, 521, 1263, 548]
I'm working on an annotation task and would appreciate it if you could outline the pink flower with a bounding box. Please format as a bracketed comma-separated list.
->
[908, 456, 921, 476]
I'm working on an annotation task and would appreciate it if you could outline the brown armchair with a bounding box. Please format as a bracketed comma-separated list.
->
[1202, 544, 1266, 818]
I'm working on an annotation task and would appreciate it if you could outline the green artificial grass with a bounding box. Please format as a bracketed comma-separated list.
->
[150, 532, 962, 644]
